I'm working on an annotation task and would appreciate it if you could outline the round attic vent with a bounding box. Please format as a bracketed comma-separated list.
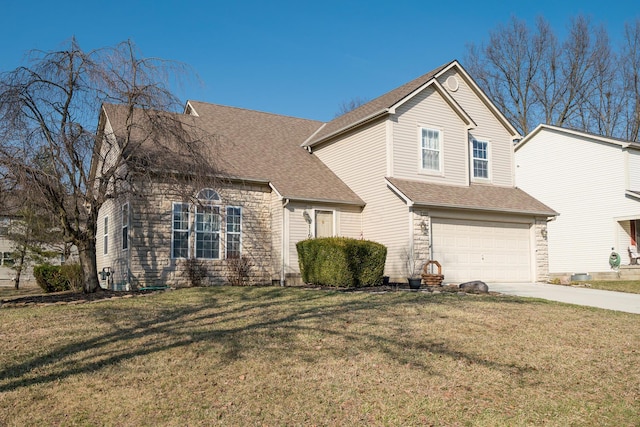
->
[446, 76, 459, 92]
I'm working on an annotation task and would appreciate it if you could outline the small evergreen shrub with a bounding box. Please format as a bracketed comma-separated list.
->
[33, 264, 70, 293]
[296, 237, 387, 288]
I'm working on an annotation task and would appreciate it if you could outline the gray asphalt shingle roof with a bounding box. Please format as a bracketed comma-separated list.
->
[387, 177, 557, 216]
[303, 61, 453, 147]
[186, 101, 364, 204]
[103, 102, 364, 205]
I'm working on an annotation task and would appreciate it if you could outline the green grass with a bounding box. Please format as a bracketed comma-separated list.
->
[1, 286, 639, 426]
[574, 280, 640, 294]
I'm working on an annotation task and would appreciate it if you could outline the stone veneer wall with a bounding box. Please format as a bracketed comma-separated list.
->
[128, 180, 274, 288]
[534, 218, 550, 282]
[411, 209, 432, 276]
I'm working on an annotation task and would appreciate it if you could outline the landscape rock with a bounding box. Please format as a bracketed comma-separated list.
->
[459, 280, 489, 293]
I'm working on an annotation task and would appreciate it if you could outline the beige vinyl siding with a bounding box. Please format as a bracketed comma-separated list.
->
[286, 203, 311, 275]
[338, 205, 363, 239]
[516, 128, 636, 273]
[96, 196, 130, 289]
[285, 202, 362, 275]
[437, 68, 515, 187]
[392, 86, 469, 186]
[313, 119, 410, 278]
[270, 192, 283, 279]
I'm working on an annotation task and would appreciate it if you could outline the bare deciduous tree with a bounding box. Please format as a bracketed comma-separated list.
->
[622, 19, 640, 142]
[466, 14, 636, 139]
[0, 39, 216, 293]
[466, 16, 549, 135]
[334, 97, 369, 118]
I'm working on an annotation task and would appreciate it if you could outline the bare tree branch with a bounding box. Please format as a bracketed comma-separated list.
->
[0, 39, 217, 292]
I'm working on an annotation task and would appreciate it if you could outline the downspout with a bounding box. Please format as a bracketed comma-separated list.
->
[281, 198, 290, 286]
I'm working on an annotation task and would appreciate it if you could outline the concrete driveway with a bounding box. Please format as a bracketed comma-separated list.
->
[489, 282, 640, 314]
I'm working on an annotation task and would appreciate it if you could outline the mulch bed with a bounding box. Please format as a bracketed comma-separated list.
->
[2, 283, 494, 309]
[0, 289, 165, 308]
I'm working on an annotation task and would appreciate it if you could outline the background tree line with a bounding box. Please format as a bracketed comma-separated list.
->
[466, 15, 640, 140]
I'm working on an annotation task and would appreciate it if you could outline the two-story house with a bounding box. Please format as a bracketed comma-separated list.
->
[515, 124, 640, 278]
[95, 60, 555, 289]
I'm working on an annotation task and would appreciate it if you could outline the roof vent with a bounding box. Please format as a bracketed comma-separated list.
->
[446, 76, 459, 92]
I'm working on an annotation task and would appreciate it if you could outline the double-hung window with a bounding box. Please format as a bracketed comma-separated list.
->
[471, 139, 490, 180]
[195, 205, 220, 259]
[122, 203, 129, 250]
[172, 203, 190, 258]
[420, 128, 441, 173]
[2, 252, 13, 267]
[226, 207, 242, 258]
[171, 190, 243, 260]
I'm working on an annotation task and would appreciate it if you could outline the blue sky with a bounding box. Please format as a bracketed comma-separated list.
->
[1, 0, 638, 121]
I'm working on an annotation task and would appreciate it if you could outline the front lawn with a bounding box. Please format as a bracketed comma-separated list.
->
[1, 286, 638, 426]
[576, 280, 640, 294]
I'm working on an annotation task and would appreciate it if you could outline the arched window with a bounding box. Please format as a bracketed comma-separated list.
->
[197, 188, 220, 202]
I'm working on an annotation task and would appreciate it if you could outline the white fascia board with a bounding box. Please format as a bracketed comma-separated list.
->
[389, 79, 476, 129]
[183, 101, 200, 116]
[520, 124, 640, 151]
[385, 178, 413, 207]
[300, 123, 327, 148]
[304, 110, 389, 148]
[269, 183, 283, 200]
[515, 124, 545, 151]
[438, 61, 521, 139]
[282, 196, 365, 207]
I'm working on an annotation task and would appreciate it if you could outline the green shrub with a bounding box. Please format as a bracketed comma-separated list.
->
[60, 264, 83, 292]
[33, 264, 70, 293]
[296, 237, 387, 287]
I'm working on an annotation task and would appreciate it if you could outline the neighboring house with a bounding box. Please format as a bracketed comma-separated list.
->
[515, 124, 640, 278]
[0, 207, 67, 287]
[95, 60, 556, 289]
[0, 213, 19, 285]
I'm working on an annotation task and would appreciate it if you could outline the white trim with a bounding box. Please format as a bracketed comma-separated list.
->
[385, 178, 414, 207]
[183, 101, 200, 116]
[281, 198, 290, 286]
[194, 204, 221, 260]
[516, 124, 640, 152]
[122, 203, 129, 251]
[103, 216, 109, 256]
[303, 110, 389, 148]
[171, 202, 191, 259]
[225, 206, 242, 258]
[435, 61, 521, 138]
[386, 119, 394, 177]
[269, 183, 284, 200]
[418, 125, 444, 176]
[470, 137, 492, 183]
[312, 208, 335, 238]
[300, 123, 327, 147]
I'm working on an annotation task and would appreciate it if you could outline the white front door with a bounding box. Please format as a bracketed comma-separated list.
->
[315, 210, 334, 238]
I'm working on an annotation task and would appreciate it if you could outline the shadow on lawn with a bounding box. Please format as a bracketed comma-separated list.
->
[0, 287, 537, 392]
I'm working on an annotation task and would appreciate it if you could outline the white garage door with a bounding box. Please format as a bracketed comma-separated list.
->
[431, 218, 532, 283]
